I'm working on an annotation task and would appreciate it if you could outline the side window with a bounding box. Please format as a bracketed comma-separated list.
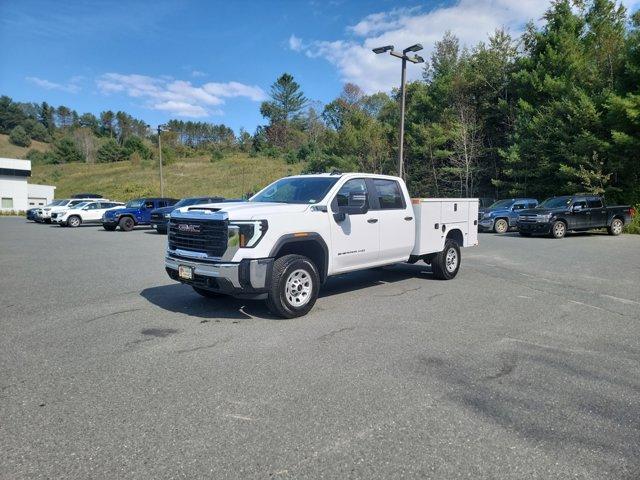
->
[512, 203, 525, 210]
[587, 198, 603, 209]
[573, 199, 588, 210]
[144, 200, 155, 209]
[87, 203, 99, 210]
[372, 179, 405, 210]
[335, 179, 368, 208]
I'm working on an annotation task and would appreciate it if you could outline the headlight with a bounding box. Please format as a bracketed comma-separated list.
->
[483, 212, 492, 219]
[229, 220, 268, 248]
[164, 213, 171, 219]
[536, 213, 552, 222]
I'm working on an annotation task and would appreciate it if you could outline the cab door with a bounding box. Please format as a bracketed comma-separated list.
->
[569, 198, 589, 229]
[587, 197, 606, 227]
[329, 178, 380, 273]
[367, 178, 414, 263]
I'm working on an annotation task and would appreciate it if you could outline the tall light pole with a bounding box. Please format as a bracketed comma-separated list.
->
[157, 124, 168, 197]
[373, 44, 424, 180]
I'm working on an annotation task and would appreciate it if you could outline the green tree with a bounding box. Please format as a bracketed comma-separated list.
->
[53, 137, 84, 163]
[260, 73, 307, 123]
[9, 125, 31, 147]
[96, 138, 126, 163]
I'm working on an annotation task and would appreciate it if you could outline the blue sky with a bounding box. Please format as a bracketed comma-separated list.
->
[1, 0, 638, 134]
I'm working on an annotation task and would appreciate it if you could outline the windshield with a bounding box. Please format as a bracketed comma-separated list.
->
[487, 199, 514, 209]
[539, 196, 572, 209]
[125, 199, 144, 209]
[251, 177, 339, 204]
[68, 200, 87, 207]
[174, 198, 212, 208]
[47, 200, 66, 207]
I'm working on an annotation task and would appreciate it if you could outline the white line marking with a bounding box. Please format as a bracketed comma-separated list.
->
[225, 413, 255, 421]
[601, 294, 640, 306]
[568, 300, 606, 312]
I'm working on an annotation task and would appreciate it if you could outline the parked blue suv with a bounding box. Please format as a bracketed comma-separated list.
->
[149, 196, 225, 234]
[478, 198, 538, 233]
[102, 197, 177, 231]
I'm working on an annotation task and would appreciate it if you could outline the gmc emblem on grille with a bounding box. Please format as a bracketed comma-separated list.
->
[178, 224, 201, 233]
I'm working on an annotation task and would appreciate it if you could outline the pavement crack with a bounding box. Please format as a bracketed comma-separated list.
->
[317, 326, 355, 342]
[376, 286, 422, 298]
[86, 308, 142, 323]
[176, 336, 232, 354]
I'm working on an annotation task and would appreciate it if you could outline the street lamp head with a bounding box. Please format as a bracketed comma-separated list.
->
[413, 55, 425, 64]
[403, 43, 423, 53]
[372, 45, 394, 54]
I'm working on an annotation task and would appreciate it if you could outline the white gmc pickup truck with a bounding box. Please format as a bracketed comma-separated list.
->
[165, 173, 478, 318]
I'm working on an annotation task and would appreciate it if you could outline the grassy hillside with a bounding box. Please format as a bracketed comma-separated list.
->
[30, 152, 304, 201]
[0, 134, 50, 159]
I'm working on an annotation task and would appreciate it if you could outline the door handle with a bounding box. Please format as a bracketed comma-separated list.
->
[404, 216, 413, 221]
[367, 218, 378, 223]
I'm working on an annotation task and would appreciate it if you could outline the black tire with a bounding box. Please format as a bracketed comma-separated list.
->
[608, 218, 624, 236]
[265, 254, 320, 318]
[494, 218, 509, 234]
[519, 231, 532, 237]
[103, 224, 117, 231]
[192, 286, 223, 298]
[550, 220, 566, 239]
[67, 215, 81, 228]
[44, 219, 52, 224]
[119, 216, 135, 232]
[431, 240, 461, 280]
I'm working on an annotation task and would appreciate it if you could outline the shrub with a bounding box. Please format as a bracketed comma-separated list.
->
[210, 149, 225, 162]
[123, 136, 152, 160]
[30, 122, 50, 142]
[9, 126, 31, 147]
[623, 205, 640, 234]
[53, 137, 84, 163]
[97, 138, 126, 163]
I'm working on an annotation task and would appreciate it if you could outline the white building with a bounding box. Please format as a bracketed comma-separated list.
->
[0, 158, 56, 212]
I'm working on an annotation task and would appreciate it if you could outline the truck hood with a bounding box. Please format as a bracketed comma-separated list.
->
[174, 201, 311, 220]
[151, 205, 177, 215]
[104, 206, 137, 217]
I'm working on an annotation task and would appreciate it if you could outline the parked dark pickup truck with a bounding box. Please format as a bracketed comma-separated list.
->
[517, 195, 635, 239]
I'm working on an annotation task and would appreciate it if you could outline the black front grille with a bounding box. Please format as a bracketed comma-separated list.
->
[151, 213, 164, 222]
[168, 218, 228, 257]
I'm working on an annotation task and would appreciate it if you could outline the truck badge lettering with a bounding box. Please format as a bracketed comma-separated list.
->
[178, 224, 201, 233]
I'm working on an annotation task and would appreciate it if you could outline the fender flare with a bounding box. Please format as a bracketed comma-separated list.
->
[269, 233, 329, 282]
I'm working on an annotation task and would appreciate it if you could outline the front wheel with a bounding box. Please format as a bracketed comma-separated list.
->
[266, 254, 320, 318]
[608, 218, 623, 236]
[431, 240, 461, 280]
[67, 215, 81, 228]
[494, 219, 509, 234]
[119, 216, 135, 232]
[551, 220, 566, 239]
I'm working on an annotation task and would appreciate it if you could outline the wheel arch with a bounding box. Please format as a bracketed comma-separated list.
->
[269, 233, 329, 283]
[446, 228, 464, 247]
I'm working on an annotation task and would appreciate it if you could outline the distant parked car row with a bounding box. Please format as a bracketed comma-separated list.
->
[478, 195, 635, 238]
[27, 195, 237, 233]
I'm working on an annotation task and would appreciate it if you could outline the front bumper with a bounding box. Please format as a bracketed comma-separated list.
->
[478, 218, 494, 231]
[517, 221, 551, 234]
[165, 254, 273, 297]
[151, 218, 169, 229]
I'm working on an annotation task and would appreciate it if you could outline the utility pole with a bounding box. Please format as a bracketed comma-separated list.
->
[157, 125, 165, 197]
[372, 44, 424, 180]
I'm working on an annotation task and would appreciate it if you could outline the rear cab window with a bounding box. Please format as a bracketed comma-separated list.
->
[371, 179, 405, 210]
[587, 198, 603, 209]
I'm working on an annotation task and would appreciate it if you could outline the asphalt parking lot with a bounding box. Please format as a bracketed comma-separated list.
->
[1, 217, 639, 479]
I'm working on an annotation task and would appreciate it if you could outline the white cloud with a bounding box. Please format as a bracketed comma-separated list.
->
[96, 73, 267, 118]
[288, 34, 304, 52]
[26, 76, 82, 93]
[191, 70, 207, 77]
[290, 0, 553, 93]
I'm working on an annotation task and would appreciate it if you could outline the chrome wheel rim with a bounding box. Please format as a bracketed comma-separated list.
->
[554, 222, 565, 237]
[445, 248, 458, 273]
[612, 220, 622, 234]
[284, 269, 312, 308]
[496, 220, 507, 233]
[70, 217, 79, 227]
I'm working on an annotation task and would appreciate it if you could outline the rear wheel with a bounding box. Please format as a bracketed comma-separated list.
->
[119, 216, 135, 232]
[608, 218, 623, 236]
[431, 240, 461, 280]
[192, 286, 223, 298]
[551, 220, 566, 239]
[266, 254, 320, 318]
[67, 215, 81, 228]
[494, 218, 509, 234]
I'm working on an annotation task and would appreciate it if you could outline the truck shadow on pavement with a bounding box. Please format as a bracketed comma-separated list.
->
[140, 263, 437, 320]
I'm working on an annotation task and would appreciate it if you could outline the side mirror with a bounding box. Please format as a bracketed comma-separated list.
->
[333, 192, 368, 222]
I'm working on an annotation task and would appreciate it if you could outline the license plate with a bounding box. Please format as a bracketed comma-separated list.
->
[178, 265, 193, 280]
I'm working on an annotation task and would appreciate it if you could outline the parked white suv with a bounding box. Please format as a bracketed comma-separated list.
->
[165, 173, 478, 318]
[55, 201, 124, 227]
[38, 198, 106, 223]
